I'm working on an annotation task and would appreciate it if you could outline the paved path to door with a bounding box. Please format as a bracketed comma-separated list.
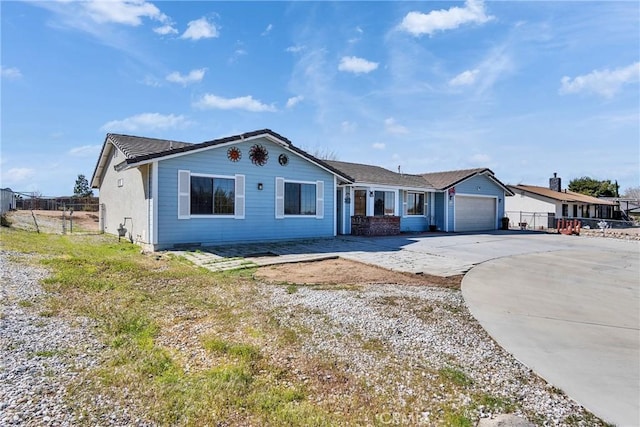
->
[172, 231, 639, 425]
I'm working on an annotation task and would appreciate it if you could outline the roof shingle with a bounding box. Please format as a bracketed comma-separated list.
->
[508, 185, 616, 205]
[324, 160, 431, 188]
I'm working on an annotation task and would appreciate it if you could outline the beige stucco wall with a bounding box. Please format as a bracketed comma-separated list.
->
[98, 144, 150, 244]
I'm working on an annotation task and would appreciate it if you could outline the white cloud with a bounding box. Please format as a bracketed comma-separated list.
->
[286, 45, 305, 53]
[468, 153, 491, 164]
[166, 68, 206, 86]
[449, 69, 480, 86]
[341, 121, 357, 132]
[399, 0, 493, 36]
[154, 24, 178, 35]
[338, 56, 379, 74]
[101, 113, 191, 132]
[68, 145, 102, 157]
[3, 167, 35, 183]
[193, 94, 276, 112]
[1, 66, 22, 79]
[384, 118, 408, 134]
[559, 62, 640, 98]
[83, 0, 166, 26]
[286, 95, 304, 108]
[372, 142, 386, 150]
[141, 75, 162, 87]
[181, 17, 219, 40]
[261, 24, 273, 36]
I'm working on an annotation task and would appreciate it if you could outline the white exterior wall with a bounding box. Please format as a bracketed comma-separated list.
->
[98, 144, 150, 244]
[505, 192, 559, 215]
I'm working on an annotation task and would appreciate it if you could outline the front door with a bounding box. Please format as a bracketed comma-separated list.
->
[354, 190, 366, 216]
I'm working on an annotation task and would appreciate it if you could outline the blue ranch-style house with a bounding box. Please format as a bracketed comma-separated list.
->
[91, 129, 513, 250]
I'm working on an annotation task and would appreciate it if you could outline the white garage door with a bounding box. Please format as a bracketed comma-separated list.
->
[455, 196, 496, 232]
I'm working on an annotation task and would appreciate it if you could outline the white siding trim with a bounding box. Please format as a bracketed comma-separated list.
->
[151, 162, 159, 245]
[235, 174, 245, 219]
[178, 170, 190, 220]
[316, 180, 324, 219]
[333, 175, 345, 237]
[275, 177, 285, 219]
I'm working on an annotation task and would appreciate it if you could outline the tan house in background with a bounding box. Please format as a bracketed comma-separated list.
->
[505, 173, 617, 229]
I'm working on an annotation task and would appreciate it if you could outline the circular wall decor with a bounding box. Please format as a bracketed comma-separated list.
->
[278, 153, 289, 166]
[249, 144, 269, 166]
[227, 146, 242, 162]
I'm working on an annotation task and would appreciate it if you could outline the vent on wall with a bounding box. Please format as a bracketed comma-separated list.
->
[117, 178, 124, 187]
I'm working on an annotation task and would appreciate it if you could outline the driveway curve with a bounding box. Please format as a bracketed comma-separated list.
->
[462, 248, 639, 427]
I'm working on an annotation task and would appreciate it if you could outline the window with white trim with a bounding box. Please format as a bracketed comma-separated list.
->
[406, 192, 425, 215]
[275, 178, 323, 219]
[285, 182, 316, 215]
[177, 170, 245, 219]
[374, 191, 395, 216]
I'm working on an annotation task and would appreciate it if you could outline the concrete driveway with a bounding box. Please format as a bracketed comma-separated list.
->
[462, 238, 640, 427]
[175, 231, 639, 425]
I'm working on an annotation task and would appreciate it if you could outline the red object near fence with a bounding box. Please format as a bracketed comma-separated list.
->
[556, 218, 581, 235]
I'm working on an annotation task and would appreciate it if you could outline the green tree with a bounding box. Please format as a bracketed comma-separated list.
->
[73, 174, 93, 198]
[568, 176, 618, 197]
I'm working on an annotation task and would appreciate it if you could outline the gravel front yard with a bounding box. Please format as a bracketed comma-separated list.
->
[1, 246, 606, 426]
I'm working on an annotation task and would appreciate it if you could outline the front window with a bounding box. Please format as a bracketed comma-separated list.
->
[407, 192, 425, 215]
[191, 176, 235, 215]
[562, 204, 568, 217]
[374, 191, 395, 216]
[285, 182, 316, 215]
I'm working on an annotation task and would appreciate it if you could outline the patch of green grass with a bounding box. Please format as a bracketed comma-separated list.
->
[34, 350, 62, 358]
[18, 300, 34, 308]
[202, 336, 261, 363]
[439, 366, 473, 387]
[442, 411, 474, 427]
[286, 283, 299, 294]
[474, 393, 516, 413]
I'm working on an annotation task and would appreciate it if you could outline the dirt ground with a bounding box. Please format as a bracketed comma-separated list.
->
[4, 210, 100, 234]
[255, 258, 463, 289]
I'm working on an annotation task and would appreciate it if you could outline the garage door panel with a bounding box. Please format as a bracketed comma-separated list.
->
[455, 196, 496, 232]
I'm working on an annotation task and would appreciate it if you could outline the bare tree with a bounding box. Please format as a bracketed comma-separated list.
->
[303, 146, 339, 161]
[623, 186, 640, 200]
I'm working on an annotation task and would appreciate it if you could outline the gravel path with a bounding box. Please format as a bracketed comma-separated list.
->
[0, 251, 145, 426]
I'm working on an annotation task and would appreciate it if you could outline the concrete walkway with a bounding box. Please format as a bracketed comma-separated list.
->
[462, 247, 640, 427]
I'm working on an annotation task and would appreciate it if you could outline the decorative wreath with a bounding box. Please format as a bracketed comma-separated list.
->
[249, 144, 269, 166]
[278, 153, 289, 166]
[227, 146, 242, 162]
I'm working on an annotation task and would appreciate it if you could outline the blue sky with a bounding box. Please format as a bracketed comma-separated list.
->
[1, 0, 638, 196]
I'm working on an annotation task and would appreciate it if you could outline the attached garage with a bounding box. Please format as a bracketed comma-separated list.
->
[455, 196, 496, 232]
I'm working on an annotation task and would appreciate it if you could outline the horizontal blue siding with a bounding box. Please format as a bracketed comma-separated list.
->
[156, 137, 335, 247]
[400, 216, 429, 232]
[451, 174, 506, 230]
[457, 174, 506, 219]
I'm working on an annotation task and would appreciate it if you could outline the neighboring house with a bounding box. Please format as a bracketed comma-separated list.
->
[1, 188, 16, 214]
[505, 174, 618, 228]
[91, 129, 513, 250]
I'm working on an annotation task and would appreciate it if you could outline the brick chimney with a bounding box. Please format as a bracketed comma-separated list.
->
[549, 172, 561, 192]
